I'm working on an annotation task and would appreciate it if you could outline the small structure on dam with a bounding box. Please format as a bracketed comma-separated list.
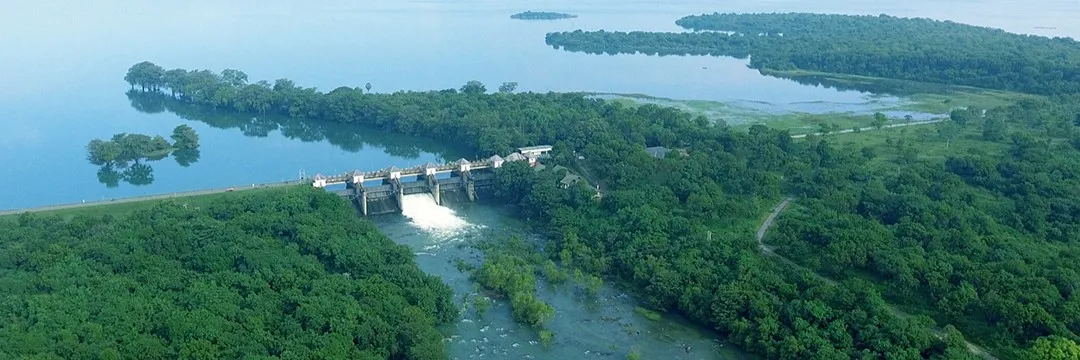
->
[311, 146, 550, 215]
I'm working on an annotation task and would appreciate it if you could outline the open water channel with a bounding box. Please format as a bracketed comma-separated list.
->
[2, 0, 1079, 358]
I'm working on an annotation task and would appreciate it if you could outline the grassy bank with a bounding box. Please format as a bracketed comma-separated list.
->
[759, 69, 1036, 112]
[0, 186, 305, 221]
[594, 72, 1032, 134]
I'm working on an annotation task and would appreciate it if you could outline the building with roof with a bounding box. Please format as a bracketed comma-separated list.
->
[489, 154, 505, 168]
[505, 152, 527, 162]
[518, 145, 553, 157]
[312, 173, 327, 188]
[560, 173, 581, 188]
[645, 146, 669, 159]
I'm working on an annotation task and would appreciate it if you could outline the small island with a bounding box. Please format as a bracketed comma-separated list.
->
[511, 11, 577, 20]
[86, 125, 201, 187]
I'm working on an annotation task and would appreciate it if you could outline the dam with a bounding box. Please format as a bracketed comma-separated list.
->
[311, 145, 551, 215]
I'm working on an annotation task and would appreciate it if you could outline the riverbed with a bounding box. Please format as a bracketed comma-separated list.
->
[372, 194, 753, 359]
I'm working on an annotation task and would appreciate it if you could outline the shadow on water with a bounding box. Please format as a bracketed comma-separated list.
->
[125, 90, 470, 161]
[90, 143, 201, 188]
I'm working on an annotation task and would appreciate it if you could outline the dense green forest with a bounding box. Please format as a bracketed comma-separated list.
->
[544, 13, 1080, 95]
[766, 98, 1080, 358]
[510, 11, 577, 20]
[0, 188, 456, 359]
[122, 61, 1080, 358]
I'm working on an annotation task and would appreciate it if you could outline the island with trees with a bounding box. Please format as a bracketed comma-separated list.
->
[86, 125, 202, 187]
[511, 11, 577, 20]
[544, 13, 1080, 95]
[0, 187, 457, 359]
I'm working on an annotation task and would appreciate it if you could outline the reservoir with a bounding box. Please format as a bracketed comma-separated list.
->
[1, 0, 1076, 209]
[1, 1, 1077, 358]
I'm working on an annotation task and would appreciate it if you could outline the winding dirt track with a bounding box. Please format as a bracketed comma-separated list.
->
[754, 197, 998, 360]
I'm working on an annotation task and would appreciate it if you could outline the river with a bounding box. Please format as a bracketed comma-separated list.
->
[2, 1, 1078, 358]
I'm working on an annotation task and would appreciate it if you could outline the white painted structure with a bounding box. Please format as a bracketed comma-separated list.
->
[312, 174, 328, 188]
[389, 166, 402, 180]
[518, 145, 553, 157]
[424, 163, 438, 176]
[490, 154, 505, 168]
[350, 170, 364, 185]
[458, 158, 472, 172]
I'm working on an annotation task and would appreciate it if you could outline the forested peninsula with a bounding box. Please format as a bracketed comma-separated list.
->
[115, 60, 1080, 359]
[0, 188, 457, 359]
[544, 13, 1080, 95]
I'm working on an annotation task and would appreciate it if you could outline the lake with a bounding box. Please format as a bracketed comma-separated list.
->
[2, 0, 1077, 209]
[2, 0, 1078, 358]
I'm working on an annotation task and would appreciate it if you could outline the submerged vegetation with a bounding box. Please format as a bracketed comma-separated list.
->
[0, 187, 456, 359]
[86, 125, 201, 187]
[511, 11, 577, 20]
[545, 13, 1080, 95]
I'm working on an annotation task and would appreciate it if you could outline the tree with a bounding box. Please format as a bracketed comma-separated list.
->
[950, 108, 978, 126]
[365, 82, 372, 92]
[818, 123, 833, 135]
[982, 115, 1007, 141]
[124, 61, 165, 91]
[936, 120, 960, 148]
[498, 82, 519, 93]
[871, 112, 888, 130]
[163, 69, 188, 97]
[220, 69, 248, 87]
[171, 125, 200, 150]
[1026, 336, 1080, 360]
[460, 80, 486, 94]
[87, 139, 121, 165]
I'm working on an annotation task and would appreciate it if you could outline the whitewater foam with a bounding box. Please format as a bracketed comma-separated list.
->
[399, 193, 473, 241]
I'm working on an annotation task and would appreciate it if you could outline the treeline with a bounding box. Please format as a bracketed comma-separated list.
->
[544, 13, 1080, 95]
[124, 61, 634, 157]
[0, 187, 456, 359]
[125, 90, 464, 161]
[767, 97, 1080, 358]
[511, 11, 577, 20]
[121, 62, 973, 358]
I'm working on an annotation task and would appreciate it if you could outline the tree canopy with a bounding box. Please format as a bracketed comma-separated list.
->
[544, 13, 1080, 95]
[119, 61, 1080, 358]
[0, 187, 456, 360]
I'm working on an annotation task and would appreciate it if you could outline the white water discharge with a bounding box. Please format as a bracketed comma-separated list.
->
[399, 194, 473, 243]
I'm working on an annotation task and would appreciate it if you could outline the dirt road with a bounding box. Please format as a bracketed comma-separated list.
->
[790, 119, 945, 139]
[753, 196, 998, 360]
